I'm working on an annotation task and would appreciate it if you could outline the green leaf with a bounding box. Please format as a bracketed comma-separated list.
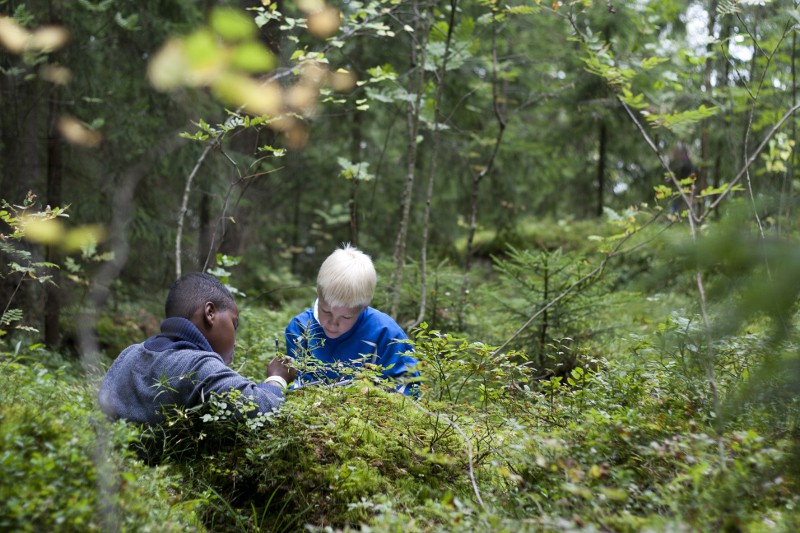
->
[1, 308, 23, 326]
[365, 64, 397, 83]
[114, 12, 140, 31]
[641, 56, 669, 70]
[184, 29, 222, 69]
[210, 7, 256, 41]
[506, 5, 540, 15]
[698, 183, 744, 197]
[337, 157, 374, 181]
[77, 0, 113, 13]
[230, 42, 276, 73]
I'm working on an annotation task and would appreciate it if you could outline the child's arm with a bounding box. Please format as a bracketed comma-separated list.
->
[188, 354, 289, 414]
[378, 339, 420, 396]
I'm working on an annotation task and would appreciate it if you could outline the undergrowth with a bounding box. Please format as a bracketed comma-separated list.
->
[2, 219, 800, 531]
[0, 357, 200, 531]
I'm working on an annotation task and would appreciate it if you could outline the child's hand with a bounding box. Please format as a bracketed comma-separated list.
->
[268, 356, 298, 384]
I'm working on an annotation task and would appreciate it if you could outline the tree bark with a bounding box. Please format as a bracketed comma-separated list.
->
[44, 86, 63, 349]
[461, 6, 506, 278]
[410, 0, 458, 329]
[699, 0, 719, 218]
[596, 120, 607, 217]
[199, 190, 212, 270]
[458, 7, 507, 328]
[390, 0, 428, 319]
[175, 144, 212, 279]
[782, 24, 797, 236]
[349, 82, 364, 246]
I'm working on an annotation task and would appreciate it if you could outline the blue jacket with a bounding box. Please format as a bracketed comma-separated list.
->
[285, 301, 419, 394]
[98, 317, 285, 425]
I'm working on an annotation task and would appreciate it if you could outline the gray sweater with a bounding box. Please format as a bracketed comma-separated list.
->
[98, 340, 285, 425]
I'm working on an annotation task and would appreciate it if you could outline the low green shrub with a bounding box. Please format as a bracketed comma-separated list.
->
[0, 355, 200, 531]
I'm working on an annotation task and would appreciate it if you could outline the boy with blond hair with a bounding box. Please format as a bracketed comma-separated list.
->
[285, 244, 419, 394]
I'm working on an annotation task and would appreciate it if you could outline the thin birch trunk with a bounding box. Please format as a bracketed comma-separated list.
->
[699, 0, 719, 218]
[410, 0, 458, 329]
[781, 27, 797, 236]
[175, 144, 213, 279]
[459, 7, 506, 325]
[390, 0, 428, 319]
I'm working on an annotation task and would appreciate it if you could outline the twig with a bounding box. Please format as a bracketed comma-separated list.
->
[705, 102, 800, 215]
[407, 400, 485, 509]
[0, 276, 24, 326]
[176, 143, 214, 279]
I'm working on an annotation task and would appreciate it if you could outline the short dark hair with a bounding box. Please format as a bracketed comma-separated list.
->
[165, 272, 235, 319]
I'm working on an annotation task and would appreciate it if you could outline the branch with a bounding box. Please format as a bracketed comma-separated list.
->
[462, 5, 507, 280]
[176, 2, 407, 278]
[618, 99, 699, 231]
[407, 400, 485, 509]
[175, 142, 214, 279]
[705, 101, 800, 216]
[202, 165, 284, 271]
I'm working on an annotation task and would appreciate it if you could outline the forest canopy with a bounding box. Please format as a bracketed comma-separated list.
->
[2, 0, 800, 531]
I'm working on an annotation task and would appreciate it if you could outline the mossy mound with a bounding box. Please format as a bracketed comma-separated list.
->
[151, 382, 480, 530]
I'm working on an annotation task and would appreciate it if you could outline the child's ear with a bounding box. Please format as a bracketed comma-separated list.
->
[203, 302, 216, 328]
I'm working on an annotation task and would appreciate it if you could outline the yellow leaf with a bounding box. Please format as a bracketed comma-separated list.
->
[63, 225, 106, 253]
[22, 218, 65, 244]
[57, 115, 102, 148]
[147, 38, 189, 91]
[307, 7, 340, 37]
[29, 25, 69, 52]
[0, 16, 30, 54]
[213, 74, 283, 116]
[286, 83, 318, 114]
[330, 69, 356, 91]
[297, 0, 326, 13]
[40, 65, 73, 85]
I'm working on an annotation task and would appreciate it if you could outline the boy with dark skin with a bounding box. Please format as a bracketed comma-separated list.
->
[99, 272, 296, 425]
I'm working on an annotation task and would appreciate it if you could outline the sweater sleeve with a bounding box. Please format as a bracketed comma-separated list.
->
[178, 353, 286, 415]
[98, 345, 285, 424]
[376, 328, 420, 396]
[284, 317, 304, 359]
[285, 310, 317, 359]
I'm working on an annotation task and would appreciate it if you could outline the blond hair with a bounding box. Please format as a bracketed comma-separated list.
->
[316, 243, 376, 308]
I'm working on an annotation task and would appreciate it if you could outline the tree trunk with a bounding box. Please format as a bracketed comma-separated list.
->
[596, 120, 607, 217]
[349, 80, 364, 246]
[410, 0, 458, 329]
[199, 190, 212, 270]
[390, 0, 428, 319]
[782, 26, 797, 236]
[44, 87, 63, 349]
[699, 0, 718, 219]
[460, 5, 506, 323]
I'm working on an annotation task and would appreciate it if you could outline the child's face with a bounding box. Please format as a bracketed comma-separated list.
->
[317, 296, 362, 339]
[208, 304, 239, 365]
